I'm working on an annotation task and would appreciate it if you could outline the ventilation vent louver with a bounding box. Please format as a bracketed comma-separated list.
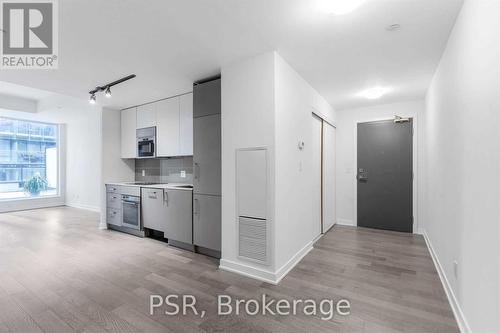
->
[238, 217, 267, 263]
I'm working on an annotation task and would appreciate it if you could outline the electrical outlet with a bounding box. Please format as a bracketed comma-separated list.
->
[453, 260, 458, 279]
[180, 170, 186, 178]
[142, 170, 145, 177]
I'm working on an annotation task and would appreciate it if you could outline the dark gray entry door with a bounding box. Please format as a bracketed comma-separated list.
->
[357, 119, 413, 233]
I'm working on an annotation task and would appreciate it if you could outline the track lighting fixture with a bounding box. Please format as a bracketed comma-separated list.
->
[105, 86, 112, 98]
[88, 74, 136, 104]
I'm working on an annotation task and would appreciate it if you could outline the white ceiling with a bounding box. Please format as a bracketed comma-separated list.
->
[0, 0, 463, 110]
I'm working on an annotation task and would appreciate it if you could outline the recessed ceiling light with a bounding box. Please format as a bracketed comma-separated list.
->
[357, 87, 391, 99]
[321, 0, 367, 15]
[386, 24, 401, 31]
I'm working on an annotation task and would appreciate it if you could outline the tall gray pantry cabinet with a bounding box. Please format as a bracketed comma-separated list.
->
[193, 78, 222, 257]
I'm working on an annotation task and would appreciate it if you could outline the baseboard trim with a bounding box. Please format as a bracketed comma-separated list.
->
[274, 241, 313, 284]
[336, 218, 355, 226]
[65, 202, 100, 212]
[219, 259, 277, 284]
[219, 241, 313, 285]
[421, 229, 471, 333]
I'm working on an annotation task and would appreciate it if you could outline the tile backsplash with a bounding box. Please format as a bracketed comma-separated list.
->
[135, 156, 193, 183]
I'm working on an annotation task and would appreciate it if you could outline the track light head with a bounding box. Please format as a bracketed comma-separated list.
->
[105, 86, 111, 98]
[88, 74, 135, 104]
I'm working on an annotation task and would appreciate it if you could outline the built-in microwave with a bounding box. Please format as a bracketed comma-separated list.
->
[137, 127, 156, 158]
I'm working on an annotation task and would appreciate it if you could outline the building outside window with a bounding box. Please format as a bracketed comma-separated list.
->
[0, 117, 59, 200]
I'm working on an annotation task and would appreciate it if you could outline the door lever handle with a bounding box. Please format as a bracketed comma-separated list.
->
[357, 174, 368, 181]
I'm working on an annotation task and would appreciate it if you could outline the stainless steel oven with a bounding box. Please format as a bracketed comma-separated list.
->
[121, 195, 141, 230]
[137, 127, 156, 158]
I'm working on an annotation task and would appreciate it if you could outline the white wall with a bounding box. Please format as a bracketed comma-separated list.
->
[220, 51, 335, 283]
[422, 0, 500, 331]
[100, 108, 135, 227]
[273, 53, 336, 271]
[335, 100, 424, 229]
[220, 52, 277, 280]
[0, 94, 102, 213]
[38, 95, 102, 211]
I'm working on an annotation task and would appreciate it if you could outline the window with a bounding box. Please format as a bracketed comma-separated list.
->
[0, 117, 59, 200]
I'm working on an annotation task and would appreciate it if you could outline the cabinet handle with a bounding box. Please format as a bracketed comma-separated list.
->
[164, 190, 168, 205]
[194, 163, 200, 180]
[194, 198, 200, 217]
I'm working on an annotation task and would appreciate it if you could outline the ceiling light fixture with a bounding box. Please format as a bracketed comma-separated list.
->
[105, 86, 112, 98]
[358, 86, 391, 99]
[88, 74, 136, 104]
[322, 0, 367, 15]
[386, 24, 401, 31]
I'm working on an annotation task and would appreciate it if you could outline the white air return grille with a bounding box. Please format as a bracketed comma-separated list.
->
[238, 217, 267, 263]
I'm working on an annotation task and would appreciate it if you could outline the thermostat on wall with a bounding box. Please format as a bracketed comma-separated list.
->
[298, 141, 305, 150]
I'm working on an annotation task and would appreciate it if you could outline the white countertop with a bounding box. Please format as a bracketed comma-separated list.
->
[106, 182, 193, 191]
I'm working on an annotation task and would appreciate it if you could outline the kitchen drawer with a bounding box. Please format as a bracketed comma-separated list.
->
[107, 208, 121, 226]
[106, 192, 121, 209]
[105, 184, 140, 196]
[106, 185, 122, 193]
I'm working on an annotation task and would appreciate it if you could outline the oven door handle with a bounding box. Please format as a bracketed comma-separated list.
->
[122, 201, 139, 206]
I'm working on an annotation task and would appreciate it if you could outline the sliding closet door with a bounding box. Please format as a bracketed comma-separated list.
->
[311, 114, 323, 237]
[322, 122, 336, 232]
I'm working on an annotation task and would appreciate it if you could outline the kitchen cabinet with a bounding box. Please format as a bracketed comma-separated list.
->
[193, 79, 221, 118]
[156, 97, 180, 157]
[120, 93, 193, 159]
[121, 108, 137, 158]
[193, 194, 221, 251]
[106, 185, 123, 227]
[164, 188, 192, 244]
[107, 208, 122, 226]
[141, 188, 167, 232]
[136, 103, 156, 129]
[179, 93, 193, 156]
[193, 114, 221, 195]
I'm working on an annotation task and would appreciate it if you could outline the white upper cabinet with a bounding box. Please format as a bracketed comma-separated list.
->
[121, 107, 137, 158]
[156, 97, 180, 157]
[136, 103, 156, 129]
[179, 93, 193, 156]
[121, 93, 193, 159]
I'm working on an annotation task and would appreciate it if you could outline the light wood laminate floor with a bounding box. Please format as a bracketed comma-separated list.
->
[0, 207, 458, 332]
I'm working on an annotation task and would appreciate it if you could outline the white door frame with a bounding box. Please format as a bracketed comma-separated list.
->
[353, 116, 418, 234]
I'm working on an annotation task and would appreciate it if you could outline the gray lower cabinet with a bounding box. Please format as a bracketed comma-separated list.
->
[107, 208, 121, 226]
[193, 194, 221, 251]
[106, 192, 121, 209]
[193, 114, 221, 196]
[106, 185, 122, 226]
[164, 189, 193, 244]
[141, 188, 166, 232]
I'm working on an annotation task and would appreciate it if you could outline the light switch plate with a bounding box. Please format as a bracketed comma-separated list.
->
[180, 170, 186, 178]
[142, 170, 145, 177]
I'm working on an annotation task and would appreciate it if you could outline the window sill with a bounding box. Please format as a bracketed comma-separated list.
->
[0, 193, 61, 202]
